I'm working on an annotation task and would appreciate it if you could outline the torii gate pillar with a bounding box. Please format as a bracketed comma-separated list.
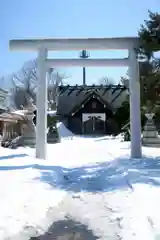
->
[129, 48, 142, 158]
[36, 48, 48, 159]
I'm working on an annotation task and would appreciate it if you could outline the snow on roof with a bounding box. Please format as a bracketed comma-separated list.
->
[0, 112, 25, 122]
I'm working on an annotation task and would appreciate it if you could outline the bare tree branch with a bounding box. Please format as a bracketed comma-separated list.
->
[10, 59, 68, 110]
[98, 76, 115, 85]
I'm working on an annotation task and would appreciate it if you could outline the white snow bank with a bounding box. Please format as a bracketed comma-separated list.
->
[56, 122, 76, 142]
[11, 110, 28, 116]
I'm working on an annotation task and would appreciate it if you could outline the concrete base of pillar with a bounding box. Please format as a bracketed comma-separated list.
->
[142, 113, 160, 148]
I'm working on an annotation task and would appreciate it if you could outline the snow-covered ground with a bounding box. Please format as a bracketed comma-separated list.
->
[0, 123, 160, 239]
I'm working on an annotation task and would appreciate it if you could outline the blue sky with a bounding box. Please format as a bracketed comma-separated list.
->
[0, 0, 159, 87]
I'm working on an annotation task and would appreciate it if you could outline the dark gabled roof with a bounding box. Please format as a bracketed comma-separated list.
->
[57, 84, 128, 116]
[70, 90, 114, 116]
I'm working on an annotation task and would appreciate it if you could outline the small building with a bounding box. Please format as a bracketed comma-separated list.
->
[57, 84, 128, 135]
[0, 112, 25, 141]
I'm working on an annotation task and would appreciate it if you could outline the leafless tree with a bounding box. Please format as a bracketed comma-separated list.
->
[47, 68, 68, 110]
[10, 59, 68, 110]
[98, 76, 115, 85]
[120, 76, 129, 88]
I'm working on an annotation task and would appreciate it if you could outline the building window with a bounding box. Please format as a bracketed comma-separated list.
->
[92, 101, 97, 108]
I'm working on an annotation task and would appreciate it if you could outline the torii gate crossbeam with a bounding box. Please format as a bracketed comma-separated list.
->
[9, 37, 142, 159]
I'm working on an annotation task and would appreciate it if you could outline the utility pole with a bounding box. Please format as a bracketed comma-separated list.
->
[80, 50, 89, 85]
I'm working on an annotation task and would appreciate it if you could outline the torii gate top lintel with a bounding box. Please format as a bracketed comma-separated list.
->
[9, 37, 139, 51]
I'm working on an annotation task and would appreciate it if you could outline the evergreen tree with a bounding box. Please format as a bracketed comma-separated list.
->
[117, 11, 160, 131]
[138, 10, 160, 61]
[138, 11, 160, 113]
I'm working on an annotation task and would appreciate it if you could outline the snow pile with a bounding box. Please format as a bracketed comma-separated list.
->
[56, 122, 74, 141]
[56, 122, 84, 143]
[47, 110, 57, 116]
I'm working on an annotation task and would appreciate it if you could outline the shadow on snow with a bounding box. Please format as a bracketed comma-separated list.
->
[0, 154, 160, 192]
[0, 153, 28, 160]
[35, 156, 160, 192]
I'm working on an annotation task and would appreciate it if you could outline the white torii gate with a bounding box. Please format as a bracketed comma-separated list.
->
[9, 37, 142, 159]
